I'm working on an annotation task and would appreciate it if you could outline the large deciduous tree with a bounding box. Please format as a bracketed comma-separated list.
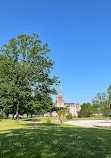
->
[78, 102, 92, 118]
[107, 85, 111, 107]
[0, 33, 59, 123]
[92, 93, 109, 116]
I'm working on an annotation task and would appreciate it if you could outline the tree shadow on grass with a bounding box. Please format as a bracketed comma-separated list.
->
[23, 119, 33, 121]
[0, 123, 111, 158]
[24, 122, 60, 127]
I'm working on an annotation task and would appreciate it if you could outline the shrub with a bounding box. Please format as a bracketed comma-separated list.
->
[66, 114, 72, 119]
[3, 112, 7, 119]
[57, 108, 67, 124]
[78, 108, 91, 118]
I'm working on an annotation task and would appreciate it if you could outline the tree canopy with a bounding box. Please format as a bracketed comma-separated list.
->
[92, 93, 109, 116]
[78, 102, 91, 118]
[0, 33, 60, 122]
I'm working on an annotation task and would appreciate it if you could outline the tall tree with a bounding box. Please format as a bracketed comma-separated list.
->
[107, 85, 111, 107]
[92, 93, 109, 116]
[78, 102, 92, 118]
[0, 34, 59, 123]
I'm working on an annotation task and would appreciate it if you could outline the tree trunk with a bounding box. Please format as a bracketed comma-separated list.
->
[16, 101, 19, 124]
[60, 118, 62, 125]
[27, 114, 28, 118]
[12, 106, 15, 119]
[31, 114, 33, 118]
[12, 113, 14, 119]
[0, 108, 3, 119]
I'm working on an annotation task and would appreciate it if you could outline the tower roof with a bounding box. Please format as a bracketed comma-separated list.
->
[58, 92, 62, 97]
[56, 92, 64, 101]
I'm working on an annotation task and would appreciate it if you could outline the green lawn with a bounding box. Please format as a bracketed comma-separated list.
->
[64, 116, 106, 122]
[0, 118, 111, 158]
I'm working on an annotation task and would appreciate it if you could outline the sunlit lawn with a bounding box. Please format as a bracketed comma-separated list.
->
[0, 117, 111, 158]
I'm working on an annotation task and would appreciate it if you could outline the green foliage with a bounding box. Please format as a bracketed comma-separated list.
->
[0, 34, 59, 123]
[92, 93, 109, 116]
[33, 93, 54, 114]
[78, 108, 91, 118]
[81, 102, 91, 109]
[57, 108, 68, 124]
[78, 92, 111, 118]
[78, 102, 92, 118]
[2, 112, 7, 119]
[66, 113, 72, 119]
[50, 107, 61, 112]
[103, 107, 111, 117]
[107, 85, 111, 106]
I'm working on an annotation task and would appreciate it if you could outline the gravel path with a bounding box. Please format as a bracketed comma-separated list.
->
[64, 120, 111, 127]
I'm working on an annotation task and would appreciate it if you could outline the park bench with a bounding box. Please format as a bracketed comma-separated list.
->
[32, 119, 41, 122]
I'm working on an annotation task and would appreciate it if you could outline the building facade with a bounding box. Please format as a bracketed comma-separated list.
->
[55, 92, 81, 117]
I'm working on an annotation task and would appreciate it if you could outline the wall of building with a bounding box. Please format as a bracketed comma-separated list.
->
[55, 92, 81, 117]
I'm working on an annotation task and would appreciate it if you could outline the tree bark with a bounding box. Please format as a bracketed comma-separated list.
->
[31, 114, 33, 118]
[12, 106, 15, 119]
[16, 101, 19, 124]
[12, 113, 14, 119]
[0, 108, 3, 119]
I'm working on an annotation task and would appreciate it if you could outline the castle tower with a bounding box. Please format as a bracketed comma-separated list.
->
[56, 92, 64, 108]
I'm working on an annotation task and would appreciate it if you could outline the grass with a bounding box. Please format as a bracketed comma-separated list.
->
[0, 117, 111, 158]
[64, 116, 106, 121]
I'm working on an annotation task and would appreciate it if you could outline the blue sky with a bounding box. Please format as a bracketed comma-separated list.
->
[0, 0, 111, 104]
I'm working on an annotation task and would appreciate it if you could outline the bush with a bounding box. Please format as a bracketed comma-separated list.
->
[3, 112, 7, 119]
[78, 108, 91, 118]
[66, 114, 72, 119]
